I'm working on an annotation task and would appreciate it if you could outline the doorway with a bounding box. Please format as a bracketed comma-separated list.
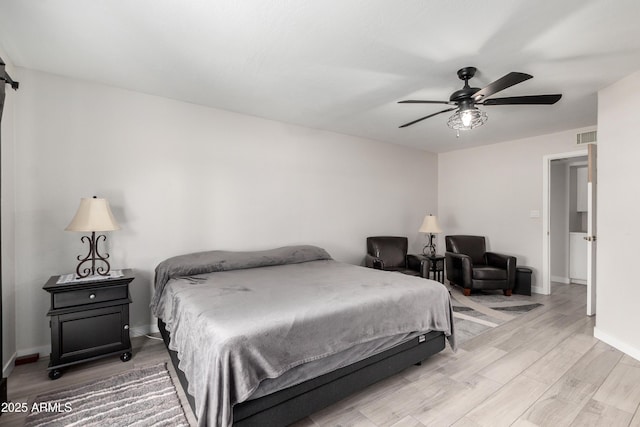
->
[549, 156, 588, 285]
[542, 149, 595, 315]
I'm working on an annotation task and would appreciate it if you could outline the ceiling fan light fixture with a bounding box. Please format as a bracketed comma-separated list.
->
[447, 107, 488, 131]
[461, 109, 474, 127]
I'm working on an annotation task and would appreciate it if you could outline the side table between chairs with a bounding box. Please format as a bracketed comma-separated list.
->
[413, 254, 445, 283]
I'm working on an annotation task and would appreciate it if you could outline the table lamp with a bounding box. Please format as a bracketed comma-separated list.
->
[419, 214, 442, 256]
[65, 196, 120, 278]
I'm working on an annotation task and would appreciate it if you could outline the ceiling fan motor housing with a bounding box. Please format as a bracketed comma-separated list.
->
[450, 89, 480, 103]
[450, 67, 480, 102]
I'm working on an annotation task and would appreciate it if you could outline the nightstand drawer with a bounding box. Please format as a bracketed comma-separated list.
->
[53, 285, 128, 309]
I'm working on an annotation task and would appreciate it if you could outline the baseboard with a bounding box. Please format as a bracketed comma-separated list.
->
[570, 279, 587, 285]
[594, 327, 640, 362]
[18, 345, 50, 359]
[2, 352, 16, 378]
[551, 275, 570, 284]
[12, 325, 158, 369]
[130, 323, 158, 337]
[531, 285, 547, 295]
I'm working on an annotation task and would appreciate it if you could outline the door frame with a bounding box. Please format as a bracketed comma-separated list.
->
[541, 149, 589, 296]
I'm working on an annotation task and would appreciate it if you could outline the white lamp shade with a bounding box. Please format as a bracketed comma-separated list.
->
[419, 214, 442, 234]
[65, 197, 121, 232]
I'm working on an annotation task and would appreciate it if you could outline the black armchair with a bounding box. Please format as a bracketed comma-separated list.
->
[445, 235, 516, 296]
[365, 236, 423, 277]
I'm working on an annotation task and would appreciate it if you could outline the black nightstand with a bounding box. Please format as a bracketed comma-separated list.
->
[43, 269, 135, 380]
[414, 254, 445, 283]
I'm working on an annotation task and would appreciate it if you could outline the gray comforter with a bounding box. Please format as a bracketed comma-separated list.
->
[151, 245, 454, 427]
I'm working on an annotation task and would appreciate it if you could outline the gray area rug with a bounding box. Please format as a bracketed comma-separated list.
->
[25, 363, 189, 427]
[449, 286, 543, 345]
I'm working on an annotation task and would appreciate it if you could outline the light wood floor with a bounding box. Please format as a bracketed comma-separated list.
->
[3, 282, 640, 426]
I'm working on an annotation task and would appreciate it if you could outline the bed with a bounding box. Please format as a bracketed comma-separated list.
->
[151, 245, 455, 427]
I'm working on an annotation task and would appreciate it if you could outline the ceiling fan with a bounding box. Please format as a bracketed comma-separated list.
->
[398, 67, 562, 132]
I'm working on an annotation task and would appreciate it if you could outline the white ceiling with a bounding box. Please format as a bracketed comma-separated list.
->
[1, 0, 639, 153]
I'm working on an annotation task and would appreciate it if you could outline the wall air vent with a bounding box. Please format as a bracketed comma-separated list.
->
[576, 130, 597, 145]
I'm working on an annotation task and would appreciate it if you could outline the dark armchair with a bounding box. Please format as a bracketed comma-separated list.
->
[445, 235, 516, 296]
[365, 236, 423, 277]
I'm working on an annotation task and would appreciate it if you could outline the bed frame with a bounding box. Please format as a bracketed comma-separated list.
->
[158, 319, 445, 426]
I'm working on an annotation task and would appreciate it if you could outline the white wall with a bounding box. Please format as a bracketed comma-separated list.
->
[0, 45, 17, 377]
[594, 69, 640, 361]
[12, 68, 438, 355]
[437, 126, 596, 292]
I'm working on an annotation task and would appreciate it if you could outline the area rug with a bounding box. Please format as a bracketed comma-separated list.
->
[449, 286, 543, 344]
[25, 363, 189, 427]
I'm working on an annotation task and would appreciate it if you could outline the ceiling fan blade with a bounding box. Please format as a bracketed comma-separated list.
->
[482, 94, 562, 105]
[398, 100, 451, 105]
[399, 108, 456, 128]
[472, 72, 533, 101]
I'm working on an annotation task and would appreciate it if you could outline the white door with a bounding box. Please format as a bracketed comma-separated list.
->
[586, 144, 597, 316]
